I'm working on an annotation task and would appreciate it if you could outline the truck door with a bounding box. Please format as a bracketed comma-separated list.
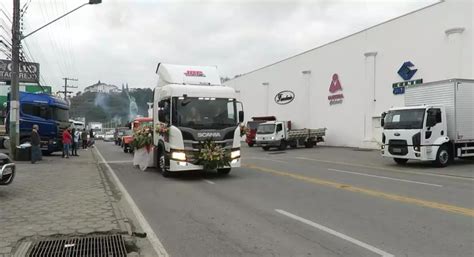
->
[276, 123, 284, 140]
[424, 108, 445, 146]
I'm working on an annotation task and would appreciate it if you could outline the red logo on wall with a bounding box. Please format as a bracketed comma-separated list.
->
[328, 73, 344, 105]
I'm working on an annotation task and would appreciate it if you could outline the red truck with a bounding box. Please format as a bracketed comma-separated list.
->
[122, 117, 153, 153]
[245, 116, 276, 147]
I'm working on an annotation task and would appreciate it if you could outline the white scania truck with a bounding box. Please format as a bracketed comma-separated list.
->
[381, 79, 474, 167]
[153, 64, 243, 176]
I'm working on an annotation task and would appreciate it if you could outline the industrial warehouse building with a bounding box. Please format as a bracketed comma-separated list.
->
[224, 0, 473, 148]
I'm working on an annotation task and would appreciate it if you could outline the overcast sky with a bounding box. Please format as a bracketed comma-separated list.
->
[0, 0, 437, 92]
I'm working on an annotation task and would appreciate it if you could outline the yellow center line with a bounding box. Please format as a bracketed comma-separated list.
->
[243, 164, 474, 217]
[293, 157, 474, 181]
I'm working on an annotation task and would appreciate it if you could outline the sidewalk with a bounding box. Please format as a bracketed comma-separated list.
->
[0, 148, 150, 256]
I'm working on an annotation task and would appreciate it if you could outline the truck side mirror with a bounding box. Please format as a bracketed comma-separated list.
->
[238, 111, 244, 123]
[380, 112, 386, 127]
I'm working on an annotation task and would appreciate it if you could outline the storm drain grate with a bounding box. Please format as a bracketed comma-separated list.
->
[28, 234, 127, 257]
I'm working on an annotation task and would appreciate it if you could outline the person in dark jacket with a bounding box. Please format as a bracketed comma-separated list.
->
[31, 124, 42, 164]
[81, 129, 88, 149]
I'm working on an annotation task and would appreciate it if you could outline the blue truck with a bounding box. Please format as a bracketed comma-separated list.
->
[6, 92, 70, 154]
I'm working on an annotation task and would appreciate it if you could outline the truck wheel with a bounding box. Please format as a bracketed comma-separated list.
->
[433, 145, 450, 167]
[393, 158, 408, 165]
[248, 143, 254, 147]
[304, 141, 314, 148]
[279, 141, 287, 150]
[217, 168, 231, 175]
[262, 146, 270, 151]
[158, 149, 171, 177]
[123, 147, 128, 153]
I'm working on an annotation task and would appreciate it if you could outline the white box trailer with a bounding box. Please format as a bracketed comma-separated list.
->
[381, 79, 474, 167]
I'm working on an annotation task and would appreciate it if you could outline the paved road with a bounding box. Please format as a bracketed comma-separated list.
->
[96, 141, 474, 257]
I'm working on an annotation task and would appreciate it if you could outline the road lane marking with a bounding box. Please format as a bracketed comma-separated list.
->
[294, 157, 474, 181]
[203, 179, 215, 185]
[95, 147, 169, 257]
[327, 168, 443, 187]
[246, 157, 289, 164]
[99, 160, 133, 164]
[276, 209, 394, 257]
[244, 164, 474, 217]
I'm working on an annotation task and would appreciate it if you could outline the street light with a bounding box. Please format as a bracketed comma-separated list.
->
[22, 0, 102, 40]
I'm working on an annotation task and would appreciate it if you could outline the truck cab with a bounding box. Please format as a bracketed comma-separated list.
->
[153, 64, 243, 176]
[7, 92, 70, 154]
[381, 105, 449, 166]
[255, 121, 290, 150]
[245, 116, 276, 147]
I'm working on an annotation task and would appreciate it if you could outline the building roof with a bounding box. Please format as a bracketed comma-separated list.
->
[84, 81, 119, 91]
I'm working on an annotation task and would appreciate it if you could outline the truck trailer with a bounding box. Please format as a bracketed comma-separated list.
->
[381, 79, 474, 167]
[153, 63, 244, 177]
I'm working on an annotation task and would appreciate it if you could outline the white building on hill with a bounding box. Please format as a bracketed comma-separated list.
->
[84, 81, 120, 93]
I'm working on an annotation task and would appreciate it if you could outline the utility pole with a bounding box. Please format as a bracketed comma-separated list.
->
[62, 77, 78, 100]
[9, 0, 21, 158]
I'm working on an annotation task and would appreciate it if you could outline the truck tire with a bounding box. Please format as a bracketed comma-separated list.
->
[262, 146, 270, 151]
[158, 148, 172, 177]
[279, 140, 287, 150]
[433, 145, 450, 167]
[304, 141, 314, 148]
[393, 158, 408, 165]
[248, 143, 254, 147]
[123, 147, 128, 153]
[217, 168, 231, 175]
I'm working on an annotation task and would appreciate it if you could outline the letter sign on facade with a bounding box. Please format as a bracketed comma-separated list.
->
[274, 90, 295, 105]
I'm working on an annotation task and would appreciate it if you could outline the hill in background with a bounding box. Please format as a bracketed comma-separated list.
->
[69, 88, 153, 125]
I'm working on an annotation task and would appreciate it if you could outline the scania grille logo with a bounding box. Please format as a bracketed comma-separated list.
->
[197, 132, 221, 138]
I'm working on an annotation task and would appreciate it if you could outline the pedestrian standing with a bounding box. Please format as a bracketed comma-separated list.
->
[71, 128, 80, 156]
[81, 129, 88, 149]
[62, 128, 72, 158]
[30, 124, 42, 164]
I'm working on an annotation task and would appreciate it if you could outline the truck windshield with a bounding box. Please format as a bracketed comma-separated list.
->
[173, 97, 237, 129]
[52, 107, 69, 122]
[384, 109, 425, 129]
[247, 121, 261, 130]
[257, 124, 275, 134]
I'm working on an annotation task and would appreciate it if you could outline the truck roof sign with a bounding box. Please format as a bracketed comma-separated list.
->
[156, 63, 221, 86]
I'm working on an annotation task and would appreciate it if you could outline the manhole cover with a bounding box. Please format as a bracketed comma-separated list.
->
[28, 234, 127, 257]
[268, 151, 286, 155]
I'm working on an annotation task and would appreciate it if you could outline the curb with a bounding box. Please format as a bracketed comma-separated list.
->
[92, 146, 169, 257]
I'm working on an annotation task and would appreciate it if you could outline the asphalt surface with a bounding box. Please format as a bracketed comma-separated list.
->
[96, 141, 474, 257]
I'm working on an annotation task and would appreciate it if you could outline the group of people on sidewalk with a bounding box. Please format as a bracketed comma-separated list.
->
[30, 125, 96, 163]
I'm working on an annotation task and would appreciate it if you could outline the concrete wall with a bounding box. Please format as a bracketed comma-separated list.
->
[225, 0, 473, 148]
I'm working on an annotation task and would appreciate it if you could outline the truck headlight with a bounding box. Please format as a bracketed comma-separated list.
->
[171, 152, 186, 161]
[231, 150, 241, 159]
[271, 137, 274, 140]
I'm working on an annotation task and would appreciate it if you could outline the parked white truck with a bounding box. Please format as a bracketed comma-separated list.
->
[381, 79, 474, 167]
[153, 63, 243, 176]
[255, 120, 326, 150]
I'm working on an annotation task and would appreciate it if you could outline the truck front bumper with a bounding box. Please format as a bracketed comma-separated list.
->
[168, 158, 241, 172]
[381, 145, 438, 161]
[255, 140, 280, 147]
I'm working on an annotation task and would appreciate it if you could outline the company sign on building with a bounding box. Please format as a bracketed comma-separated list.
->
[0, 59, 40, 83]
